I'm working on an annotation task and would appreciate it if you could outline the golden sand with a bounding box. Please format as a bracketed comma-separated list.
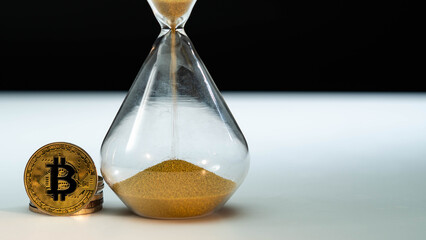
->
[112, 159, 236, 218]
[152, 0, 194, 25]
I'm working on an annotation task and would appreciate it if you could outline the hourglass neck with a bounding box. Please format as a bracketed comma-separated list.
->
[159, 26, 187, 36]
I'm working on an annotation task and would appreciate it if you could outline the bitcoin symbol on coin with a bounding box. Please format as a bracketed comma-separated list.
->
[46, 156, 77, 201]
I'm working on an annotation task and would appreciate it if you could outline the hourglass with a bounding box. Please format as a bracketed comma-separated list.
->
[101, 0, 250, 219]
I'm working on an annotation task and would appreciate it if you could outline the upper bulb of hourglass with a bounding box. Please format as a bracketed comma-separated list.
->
[148, 0, 197, 29]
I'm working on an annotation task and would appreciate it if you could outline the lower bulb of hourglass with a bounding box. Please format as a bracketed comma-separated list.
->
[102, 97, 249, 219]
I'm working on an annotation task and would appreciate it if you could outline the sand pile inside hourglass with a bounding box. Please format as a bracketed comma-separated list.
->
[152, 0, 194, 24]
[111, 160, 236, 218]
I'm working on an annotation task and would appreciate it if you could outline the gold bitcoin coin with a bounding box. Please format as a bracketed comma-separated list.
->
[24, 142, 98, 216]
[30, 196, 103, 210]
[92, 192, 103, 201]
[28, 203, 47, 215]
[84, 198, 103, 209]
[28, 188, 103, 208]
[29, 202, 103, 216]
[73, 204, 102, 215]
[97, 183, 104, 192]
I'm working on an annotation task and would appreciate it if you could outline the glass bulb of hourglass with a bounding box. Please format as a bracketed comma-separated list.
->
[101, 0, 249, 219]
[148, 0, 196, 29]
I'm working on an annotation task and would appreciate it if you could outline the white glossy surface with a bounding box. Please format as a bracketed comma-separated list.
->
[0, 92, 425, 239]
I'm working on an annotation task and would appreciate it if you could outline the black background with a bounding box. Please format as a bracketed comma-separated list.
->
[0, 0, 421, 91]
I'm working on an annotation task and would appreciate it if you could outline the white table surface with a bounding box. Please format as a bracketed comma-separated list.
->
[0, 92, 425, 240]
